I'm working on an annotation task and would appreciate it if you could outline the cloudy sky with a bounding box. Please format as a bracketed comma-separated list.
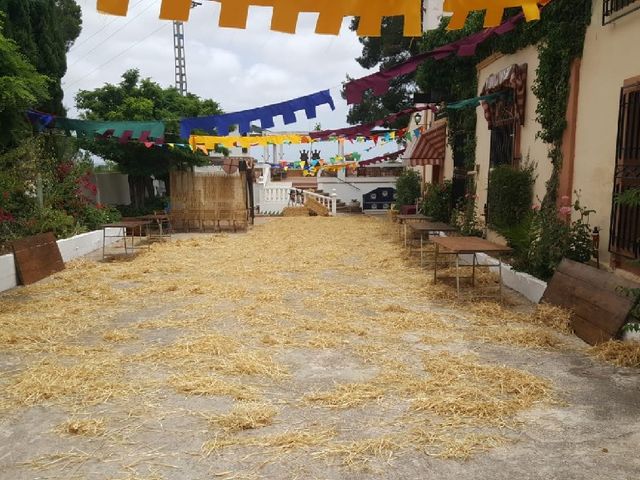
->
[62, 0, 405, 162]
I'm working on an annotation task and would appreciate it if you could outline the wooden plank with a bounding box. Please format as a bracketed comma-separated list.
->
[12, 232, 64, 285]
[541, 258, 636, 345]
[431, 236, 512, 254]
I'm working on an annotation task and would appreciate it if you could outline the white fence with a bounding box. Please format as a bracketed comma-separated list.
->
[259, 185, 336, 215]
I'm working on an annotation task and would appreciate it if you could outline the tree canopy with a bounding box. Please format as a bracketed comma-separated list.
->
[0, 16, 50, 151]
[343, 17, 421, 126]
[0, 0, 82, 114]
[76, 70, 225, 209]
[76, 69, 223, 140]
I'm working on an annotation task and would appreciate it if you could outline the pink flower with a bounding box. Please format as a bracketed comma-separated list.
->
[559, 206, 572, 216]
[531, 204, 541, 211]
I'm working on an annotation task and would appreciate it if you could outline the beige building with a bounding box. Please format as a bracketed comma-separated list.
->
[419, 0, 640, 275]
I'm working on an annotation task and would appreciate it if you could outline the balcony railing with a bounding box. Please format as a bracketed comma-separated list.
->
[603, 0, 640, 24]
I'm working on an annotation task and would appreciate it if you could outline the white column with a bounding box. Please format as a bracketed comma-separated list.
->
[331, 189, 337, 216]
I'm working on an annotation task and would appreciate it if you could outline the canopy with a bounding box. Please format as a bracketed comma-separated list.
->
[407, 122, 447, 167]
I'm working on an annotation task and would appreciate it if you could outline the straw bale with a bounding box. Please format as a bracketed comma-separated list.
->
[588, 340, 640, 368]
[208, 402, 277, 432]
[282, 207, 310, 217]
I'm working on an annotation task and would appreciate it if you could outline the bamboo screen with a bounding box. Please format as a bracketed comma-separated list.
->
[169, 170, 248, 230]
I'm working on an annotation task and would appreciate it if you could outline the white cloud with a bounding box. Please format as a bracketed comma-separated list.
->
[62, 0, 403, 161]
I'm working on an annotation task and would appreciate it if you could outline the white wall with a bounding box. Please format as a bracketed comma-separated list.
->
[573, 1, 640, 267]
[475, 45, 552, 232]
[0, 228, 121, 293]
[318, 177, 398, 205]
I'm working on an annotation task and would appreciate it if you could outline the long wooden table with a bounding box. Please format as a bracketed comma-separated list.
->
[101, 220, 151, 259]
[139, 213, 172, 241]
[407, 222, 459, 266]
[431, 236, 513, 300]
[396, 213, 431, 246]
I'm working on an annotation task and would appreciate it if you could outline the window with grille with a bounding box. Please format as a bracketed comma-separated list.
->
[609, 81, 640, 259]
[603, 0, 640, 24]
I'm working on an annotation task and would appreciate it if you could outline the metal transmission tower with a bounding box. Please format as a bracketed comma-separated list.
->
[173, 1, 208, 96]
[173, 20, 188, 95]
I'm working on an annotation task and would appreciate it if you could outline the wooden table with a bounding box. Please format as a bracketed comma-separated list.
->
[139, 214, 172, 241]
[431, 237, 513, 300]
[396, 214, 431, 246]
[101, 220, 151, 259]
[407, 222, 459, 266]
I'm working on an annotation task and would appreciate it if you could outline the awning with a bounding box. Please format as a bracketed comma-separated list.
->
[408, 122, 447, 166]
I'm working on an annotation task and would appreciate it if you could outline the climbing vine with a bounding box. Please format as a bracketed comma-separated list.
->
[414, 0, 593, 276]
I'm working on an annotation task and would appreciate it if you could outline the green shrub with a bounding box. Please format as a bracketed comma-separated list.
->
[22, 207, 84, 239]
[509, 197, 595, 281]
[487, 164, 536, 229]
[421, 181, 452, 222]
[395, 170, 422, 208]
[79, 204, 122, 231]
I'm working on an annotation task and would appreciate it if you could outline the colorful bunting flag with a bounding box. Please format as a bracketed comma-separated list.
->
[443, 0, 546, 30]
[97, 0, 422, 37]
[180, 90, 334, 138]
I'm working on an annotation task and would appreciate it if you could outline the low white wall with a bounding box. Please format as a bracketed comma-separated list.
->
[0, 228, 121, 293]
[458, 252, 547, 304]
[317, 177, 397, 205]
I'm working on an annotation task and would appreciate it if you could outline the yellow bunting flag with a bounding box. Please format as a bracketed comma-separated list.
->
[443, 0, 544, 30]
[190, 134, 312, 151]
[97, 0, 128, 16]
[97, 0, 422, 37]
[160, 0, 192, 21]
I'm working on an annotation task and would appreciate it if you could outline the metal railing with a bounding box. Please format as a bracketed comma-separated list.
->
[603, 0, 640, 24]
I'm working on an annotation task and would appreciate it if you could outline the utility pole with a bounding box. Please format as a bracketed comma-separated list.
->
[173, 21, 188, 96]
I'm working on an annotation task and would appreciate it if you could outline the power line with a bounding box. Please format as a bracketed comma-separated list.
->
[69, 0, 153, 52]
[64, 22, 171, 89]
[67, 0, 158, 68]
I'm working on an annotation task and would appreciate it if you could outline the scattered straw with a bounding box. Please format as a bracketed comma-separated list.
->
[6, 358, 134, 406]
[208, 402, 277, 432]
[169, 374, 258, 400]
[588, 340, 640, 368]
[304, 382, 386, 409]
[319, 436, 400, 469]
[55, 417, 106, 437]
[202, 427, 336, 456]
[103, 329, 139, 343]
[531, 303, 573, 334]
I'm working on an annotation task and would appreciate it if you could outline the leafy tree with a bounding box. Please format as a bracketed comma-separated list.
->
[343, 17, 421, 126]
[75, 70, 223, 209]
[0, 0, 82, 114]
[0, 15, 50, 151]
[395, 169, 422, 208]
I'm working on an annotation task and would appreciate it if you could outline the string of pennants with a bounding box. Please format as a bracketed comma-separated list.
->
[95, 0, 546, 36]
[268, 148, 407, 174]
[26, 89, 505, 158]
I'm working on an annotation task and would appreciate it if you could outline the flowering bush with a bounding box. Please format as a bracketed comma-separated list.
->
[511, 193, 595, 280]
[420, 181, 452, 222]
